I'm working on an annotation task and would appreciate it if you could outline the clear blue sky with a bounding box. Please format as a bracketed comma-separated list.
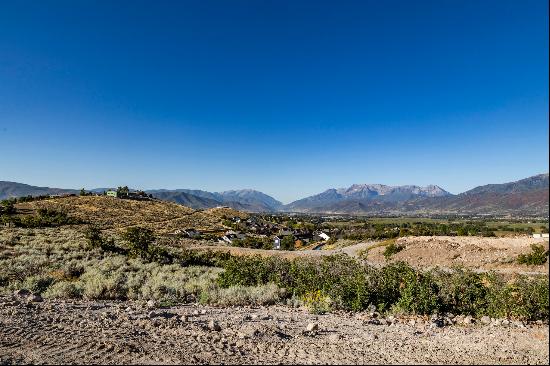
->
[1, 0, 548, 203]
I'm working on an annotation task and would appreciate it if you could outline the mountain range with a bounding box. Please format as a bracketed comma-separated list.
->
[1, 173, 548, 216]
[146, 189, 283, 212]
[284, 184, 451, 212]
[283, 174, 548, 216]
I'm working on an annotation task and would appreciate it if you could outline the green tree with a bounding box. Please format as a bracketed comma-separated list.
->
[117, 186, 130, 197]
[84, 226, 103, 248]
[122, 227, 155, 258]
[0, 200, 15, 215]
[457, 227, 468, 236]
[281, 235, 295, 251]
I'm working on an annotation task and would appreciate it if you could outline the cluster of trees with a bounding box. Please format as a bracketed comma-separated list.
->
[494, 225, 549, 235]
[1, 208, 81, 228]
[85, 226, 170, 263]
[0, 200, 16, 215]
[0, 194, 58, 206]
[338, 221, 497, 240]
[231, 236, 273, 250]
[117, 186, 130, 196]
[114, 186, 152, 199]
[230, 235, 296, 250]
[85, 226, 231, 266]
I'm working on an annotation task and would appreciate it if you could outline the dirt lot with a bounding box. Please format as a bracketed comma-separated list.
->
[186, 236, 549, 275]
[1, 295, 548, 365]
[365, 236, 549, 274]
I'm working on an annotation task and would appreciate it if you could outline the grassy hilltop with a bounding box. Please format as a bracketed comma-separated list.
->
[13, 196, 248, 234]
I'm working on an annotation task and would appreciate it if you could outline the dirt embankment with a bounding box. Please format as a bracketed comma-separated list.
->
[1, 296, 548, 365]
[186, 236, 549, 275]
[365, 236, 549, 274]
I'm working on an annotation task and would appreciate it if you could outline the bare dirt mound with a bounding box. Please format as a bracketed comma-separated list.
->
[366, 236, 549, 274]
[0, 296, 547, 365]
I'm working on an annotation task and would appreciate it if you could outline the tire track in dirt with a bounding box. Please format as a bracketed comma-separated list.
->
[1, 296, 548, 365]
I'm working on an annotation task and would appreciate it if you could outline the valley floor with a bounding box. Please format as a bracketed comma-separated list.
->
[1, 296, 548, 365]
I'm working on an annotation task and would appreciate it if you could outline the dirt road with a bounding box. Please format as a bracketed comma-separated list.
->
[1, 296, 548, 365]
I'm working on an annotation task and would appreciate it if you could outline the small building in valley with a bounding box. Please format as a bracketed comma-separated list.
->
[313, 232, 331, 242]
[273, 236, 283, 250]
[319, 232, 331, 241]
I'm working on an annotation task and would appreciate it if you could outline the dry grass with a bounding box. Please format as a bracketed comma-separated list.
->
[357, 238, 397, 259]
[0, 226, 284, 307]
[14, 196, 248, 235]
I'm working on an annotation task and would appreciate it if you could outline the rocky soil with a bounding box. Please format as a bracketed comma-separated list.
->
[367, 236, 550, 274]
[1, 294, 548, 365]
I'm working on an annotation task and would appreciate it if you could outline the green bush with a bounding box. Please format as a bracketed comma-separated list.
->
[0, 200, 15, 215]
[435, 267, 489, 316]
[394, 271, 440, 314]
[122, 227, 172, 263]
[485, 275, 549, 320]
[21, 275, 55, 294]
[176, 249, 231, 267]
[302, 290, 333, 314]
[383, 242, 404, 260]
[122, 227, 155, 258]
[217, 254, 549, 320]
[231, 236, 273, 250]
[84, 226, 103, 249]
[84, 226, 126, 254]
[517, 244, 548, 265]
[43, 281, 82, 299]
[281, 235, 296, 250]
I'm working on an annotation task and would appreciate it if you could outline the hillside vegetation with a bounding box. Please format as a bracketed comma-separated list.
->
[13, 196, 247, 234]
[1, 225, 548, 321]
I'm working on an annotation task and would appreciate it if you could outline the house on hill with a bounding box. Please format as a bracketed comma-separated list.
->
[221, 232, 246, 244]
[173, 228, 202, 238]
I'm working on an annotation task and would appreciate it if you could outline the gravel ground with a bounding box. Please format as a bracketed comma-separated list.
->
[1, 295, 548, 365]
[367, 236, 549, 274]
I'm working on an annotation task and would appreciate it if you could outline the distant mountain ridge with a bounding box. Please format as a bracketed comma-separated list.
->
[284, 184, 451, 211]
[463, 173, 549, 195]
[1, 173, 547, 215]
[146, 188, 282, 212]
[283, 174, 548, 216]
[0, 181, 78, 199]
